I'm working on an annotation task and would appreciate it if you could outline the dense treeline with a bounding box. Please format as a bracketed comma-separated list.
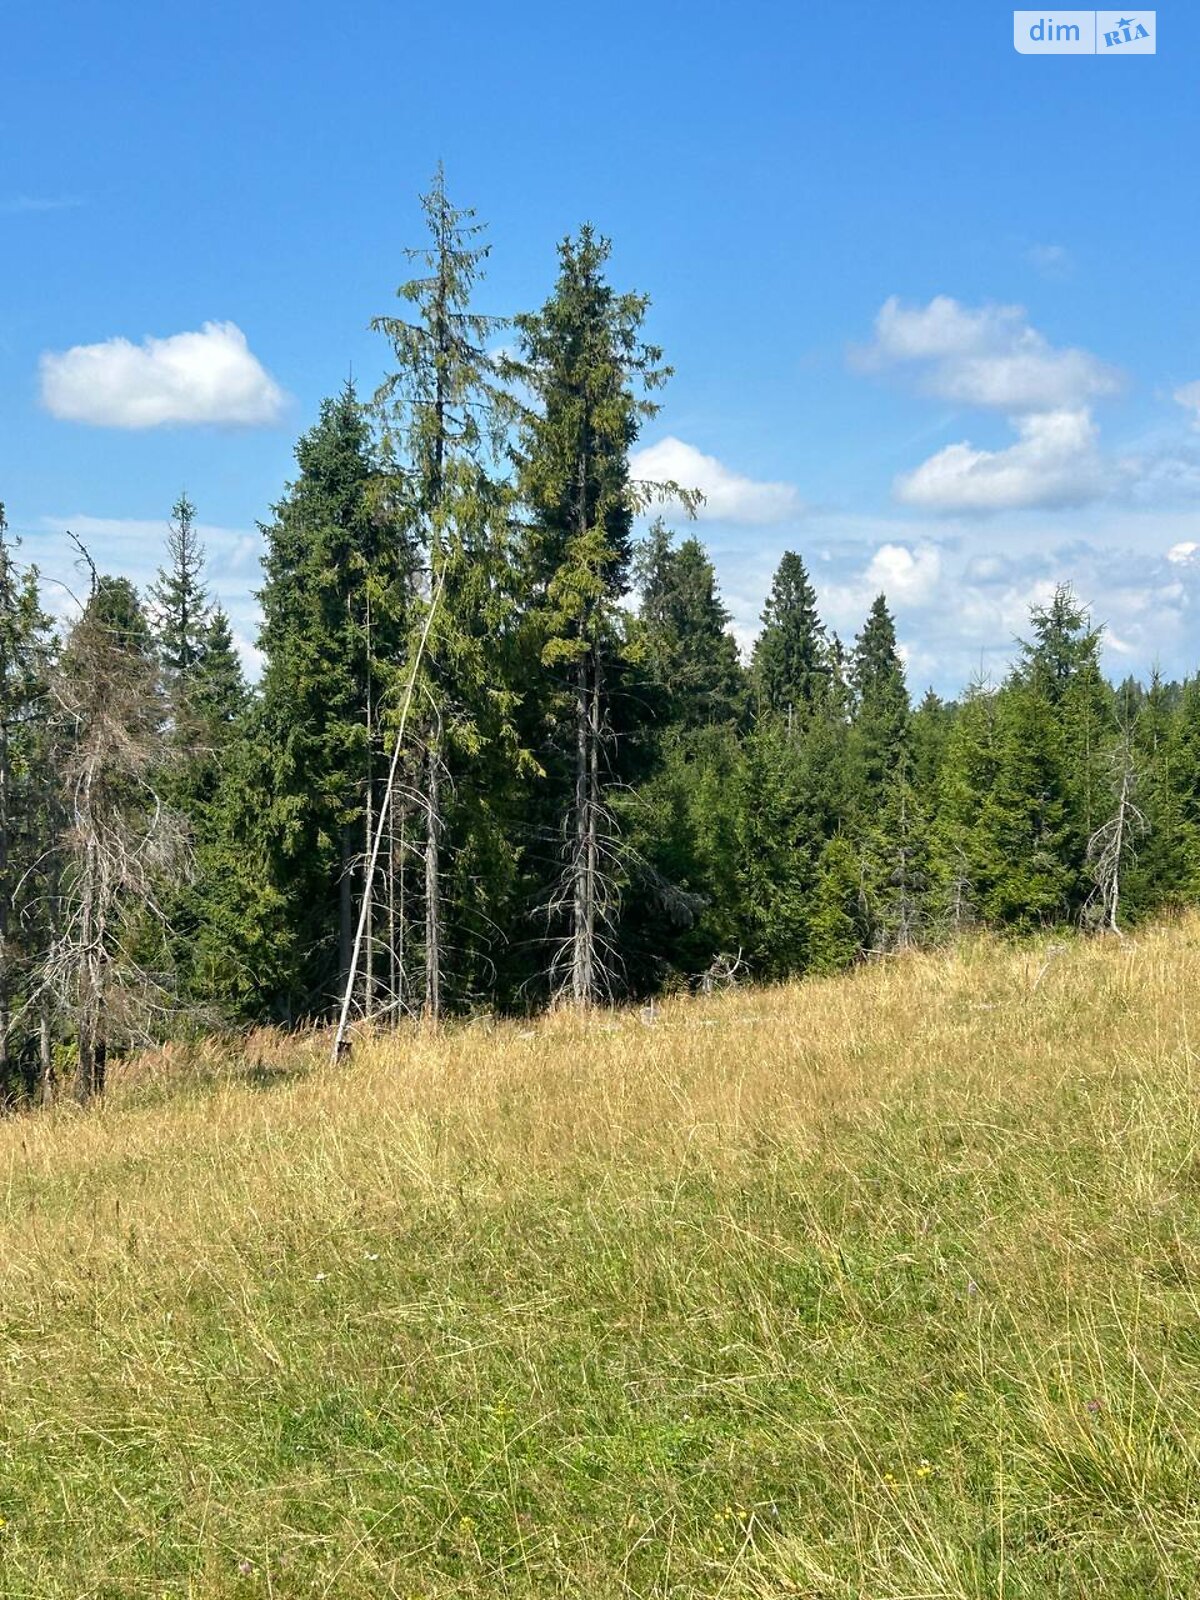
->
[3, 172, 1199, 1102]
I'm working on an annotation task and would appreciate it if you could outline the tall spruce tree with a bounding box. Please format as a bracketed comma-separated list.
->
[851, 593, 910, 795]
[862, 765, 932, 952]
[634, 521, 744, 730]
[752, 551, 828, 726]
[1018, 585, 1103, 705]
[1125, 669, 1185, 914]
[1165, 676, 1200, 898]
[974, 680, 1073, 929]
[808, 833, 867, 973]
[255, 386, 412, 1018]
[512, 226, 690, 1005]
[1017, 584, 1114, 906]
[191, 608, 247, 740]
[370, 165, 521, 1021]
[149, 494, 208, 689]
[932, 678, 998, 932]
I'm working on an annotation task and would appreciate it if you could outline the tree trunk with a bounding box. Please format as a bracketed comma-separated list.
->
[38, 1002, 53, 1107]
[339, 822, 354, 1003]
[572, 650, 594, 1006]
[363, 609, 375, 1021]
[363, 758, 375, 1021]
[94, 1032, 107, 1099]
[0, 711, 9, 1087]
[587, 648, 601, 983]
[74, 982, 105, 1103]
[75, 1030, 94, 1105]
[1107, 766, 1130, 932]
[388, 800, 399, 1014]
[74, 839, 99, 1105]
[424, 743, 442, 1022]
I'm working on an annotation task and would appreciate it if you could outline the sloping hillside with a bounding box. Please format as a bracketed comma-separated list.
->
[3, 925, 1200, 1597]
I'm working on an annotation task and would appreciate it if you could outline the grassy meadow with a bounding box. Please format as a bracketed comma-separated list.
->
[3, 924, 1200, 1596]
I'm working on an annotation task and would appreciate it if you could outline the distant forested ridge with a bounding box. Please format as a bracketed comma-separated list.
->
[2, 171, 1197, 1102]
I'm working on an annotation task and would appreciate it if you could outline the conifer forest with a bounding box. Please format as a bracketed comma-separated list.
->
[2, 172, 1195, 1106]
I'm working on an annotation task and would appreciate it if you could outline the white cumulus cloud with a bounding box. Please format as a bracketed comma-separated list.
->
[863, 542, 942, 605]
[630, 436, 803, 524]
[865, 295, 1120, 412]
[40, 321, 287, 428]
[858, 296, 1123, 515]
[895, 409, 1109, 513]
[820, 541, 946, 632]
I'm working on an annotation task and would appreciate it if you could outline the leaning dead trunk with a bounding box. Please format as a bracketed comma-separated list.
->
[339, 822, 355, 1000]
[424, 741, 442, 1022]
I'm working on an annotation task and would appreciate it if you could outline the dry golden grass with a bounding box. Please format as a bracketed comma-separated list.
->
[3, 922, 1200, 1596]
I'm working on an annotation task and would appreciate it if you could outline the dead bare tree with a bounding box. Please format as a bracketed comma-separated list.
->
[42, 558, 192, 1103]
[1084, 729, 1147, 935]
[699, 949, 746, 995]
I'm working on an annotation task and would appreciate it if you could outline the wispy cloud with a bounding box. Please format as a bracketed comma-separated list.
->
[1026, 242, 1074, 280]
[1, 194, 85, 215]
[1174, 380, 1200, 430]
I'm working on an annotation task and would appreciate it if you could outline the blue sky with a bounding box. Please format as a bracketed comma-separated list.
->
[3, 0, 1198, 694]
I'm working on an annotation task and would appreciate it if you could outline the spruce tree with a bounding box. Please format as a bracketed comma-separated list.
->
[512, 226, 689, 1005]
[255, 386, 412, 1018]
[974, 681, 1073, 929]
[633, 521, 744, 730]
[191, 608, 247, 737]
[1017, 584, 1115, 906]
[808, 834, 867, 973]
[1165, 676, 1200, 898]
[910, 688, 953, 797]
[752, 551, 828, 726]
[615, 723, 741, 991]
[1124, 669, 1185, 914]
[733, 719, 814, 977]
[850, 594, 909, 795]
[1018, 584, 1103, 706]
[862, 766, 932, 952]
[932, 679, 997, 932]
[149, 493, 209, 689]
[371, 165, 521, 1021]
